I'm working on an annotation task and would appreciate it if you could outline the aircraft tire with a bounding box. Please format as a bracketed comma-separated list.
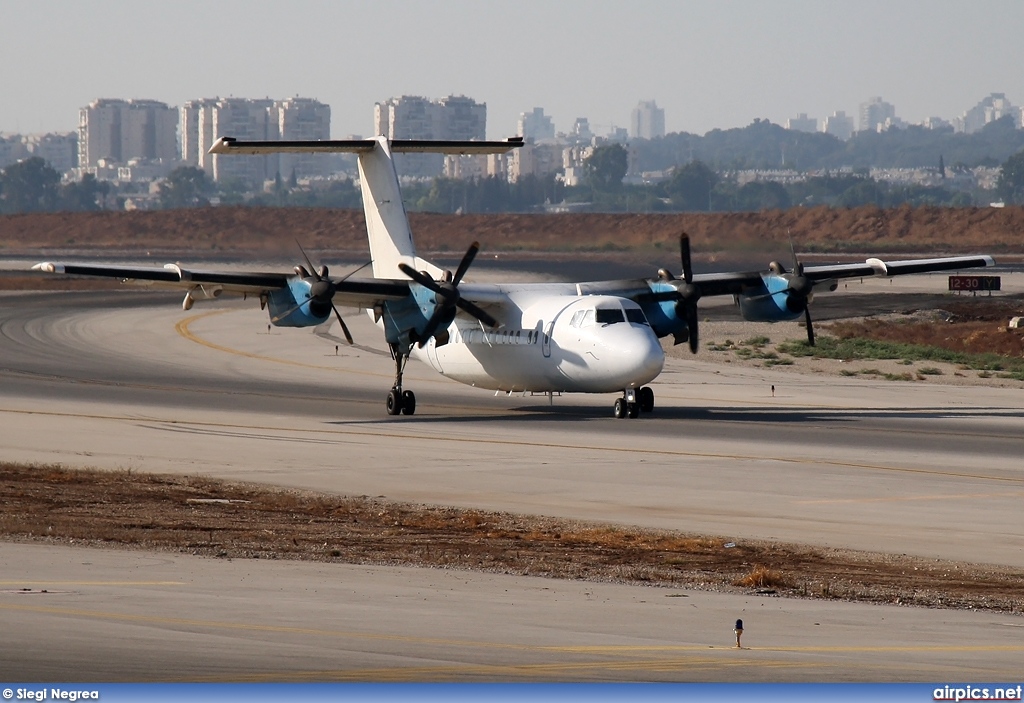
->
[639, 386, 655, 413]
[386, 389, 402, 416]
[626, 402, 640, 419]
[613, 398, 627, 419]
[401, 390, 416, 415]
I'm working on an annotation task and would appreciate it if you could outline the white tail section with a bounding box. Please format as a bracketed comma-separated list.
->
[208, 135, 522, 280]
[357, 137, 427, 279]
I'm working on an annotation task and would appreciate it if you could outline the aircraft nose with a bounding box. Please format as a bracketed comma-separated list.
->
[599, 326, 664, 387]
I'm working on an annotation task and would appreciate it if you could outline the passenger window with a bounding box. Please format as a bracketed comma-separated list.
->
[595, 308, 625, 325]
[625, 308, 649, 325]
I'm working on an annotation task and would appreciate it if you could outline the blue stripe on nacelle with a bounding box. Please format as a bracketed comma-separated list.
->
[266, 279, 331, 327]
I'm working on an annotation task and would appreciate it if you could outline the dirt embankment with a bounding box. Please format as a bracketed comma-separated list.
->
[2, 205, 1024, 258]
[3, 464, 1021, 614]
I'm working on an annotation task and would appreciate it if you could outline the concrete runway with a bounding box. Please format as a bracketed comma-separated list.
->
[1, 288, 1023, 681]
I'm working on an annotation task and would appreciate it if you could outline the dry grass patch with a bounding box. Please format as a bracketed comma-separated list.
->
[734, 565, 790, 589]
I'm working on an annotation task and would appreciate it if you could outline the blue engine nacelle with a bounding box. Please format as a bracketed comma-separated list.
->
[736, 271, 834, 322]
[737, 290, 805, 322]
[637, 280, 692, 341]
[266, 279, 332, 327]
[384, 283, 453, 347]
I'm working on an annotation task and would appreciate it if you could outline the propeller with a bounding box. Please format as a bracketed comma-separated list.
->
[270, 241, 371, 344]
[398, 241, 498, 348]
[677, 233, 702, 353]
[786, 239, 816, 347]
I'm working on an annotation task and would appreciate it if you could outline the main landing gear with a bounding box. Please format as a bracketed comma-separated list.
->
[386, 343, 416, 416]
[612, 386, 654, 419]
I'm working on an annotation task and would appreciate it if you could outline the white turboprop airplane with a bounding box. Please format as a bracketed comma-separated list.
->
[33, 136, 995, 418]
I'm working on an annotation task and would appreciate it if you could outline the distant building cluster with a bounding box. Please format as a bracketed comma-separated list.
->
[180, 97, 332, 185]
[374, 95, 487, 178]
[785, 93, 1023, 141]
[3, 90, 1024, 209]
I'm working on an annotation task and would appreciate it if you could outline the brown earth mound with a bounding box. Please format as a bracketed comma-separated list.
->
[3, 205, 1024, 258]
[3, 464, 1021, 613]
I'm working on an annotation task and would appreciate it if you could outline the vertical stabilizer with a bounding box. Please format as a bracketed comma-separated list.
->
[357, 137, 423, 279]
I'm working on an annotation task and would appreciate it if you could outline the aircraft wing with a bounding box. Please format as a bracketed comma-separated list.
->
[692, 254, 996, 297]
[31, 261, 411, 308]
[578, 253, 995, 300]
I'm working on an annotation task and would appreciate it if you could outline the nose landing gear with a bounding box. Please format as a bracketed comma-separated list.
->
[613, 386, 654, 419]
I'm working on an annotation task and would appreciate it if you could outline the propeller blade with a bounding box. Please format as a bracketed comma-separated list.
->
[398, 263, 444, 295]
[331, 304, 354, 345]
[457, 299, 498, 328]
[416, 308, 447, 348]
[680, 233, 693, 284]
[686, 303, 699, 354]
[334, 259, 373, 283]
[295, 239, 321, 281]
[451, 241, 480, 287]
[270, 299, 305, 324]
[804, 306, 816, 347]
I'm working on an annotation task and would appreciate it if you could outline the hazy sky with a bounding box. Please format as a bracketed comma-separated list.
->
[3, 0, 1023, 138]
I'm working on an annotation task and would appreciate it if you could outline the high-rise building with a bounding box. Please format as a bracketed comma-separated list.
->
[209, 98, 277, 185]
[786, 113, 818, 133]
[24, 133, 77, 173]
[571, 118, 592, 141]
[822, 111, 854, 141]
[183, 97, 331, 181]
[180, 99, 220, 174]
[630, 100, 665, 140]
[0, 135, 30, 170]
[274, 97, 331, 180]
[956, 93, 1019, 133]
[859, 97, 896, 133]
[78, 99, 177, 168]
[518, 107, 555, 142]
[374, 95, 486, 176]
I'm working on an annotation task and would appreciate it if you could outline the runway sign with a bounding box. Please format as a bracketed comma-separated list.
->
[949, 275, 1001, 292]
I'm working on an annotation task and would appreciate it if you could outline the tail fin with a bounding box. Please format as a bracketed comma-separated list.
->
[356, 137, 422, 279]
[208, 135, 523, 279]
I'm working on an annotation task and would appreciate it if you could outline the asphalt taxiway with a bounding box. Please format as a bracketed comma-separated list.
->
[1, 287, 1022, 681]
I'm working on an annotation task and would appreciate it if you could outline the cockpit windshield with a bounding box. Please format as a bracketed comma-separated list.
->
[571, 305, 650, 328]
[625, 308, 649, 325]
[595, 308, 625, 325]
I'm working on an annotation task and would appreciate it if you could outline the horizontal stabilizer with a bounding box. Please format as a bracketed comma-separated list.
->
[209, 136, 524, 155]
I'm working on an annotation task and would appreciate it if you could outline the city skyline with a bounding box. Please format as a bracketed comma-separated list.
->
[2, 0, 1023, 139]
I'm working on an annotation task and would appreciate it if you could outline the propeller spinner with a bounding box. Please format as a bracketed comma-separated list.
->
[270, 241, 370, 344]
[398, 241, 498, 348]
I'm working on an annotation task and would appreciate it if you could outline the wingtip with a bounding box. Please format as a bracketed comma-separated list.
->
[207, 136, 235, 155]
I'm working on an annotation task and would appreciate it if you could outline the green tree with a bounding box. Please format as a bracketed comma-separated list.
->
[735, 181, 791, 211]
[60, 173, 110, 211]
[584, 143, 628, 191]
[0, 157, 61, 213]
[996, 149, 1024, 204]
[158, 166, 214, 209]
[664, 160, 718, 210]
